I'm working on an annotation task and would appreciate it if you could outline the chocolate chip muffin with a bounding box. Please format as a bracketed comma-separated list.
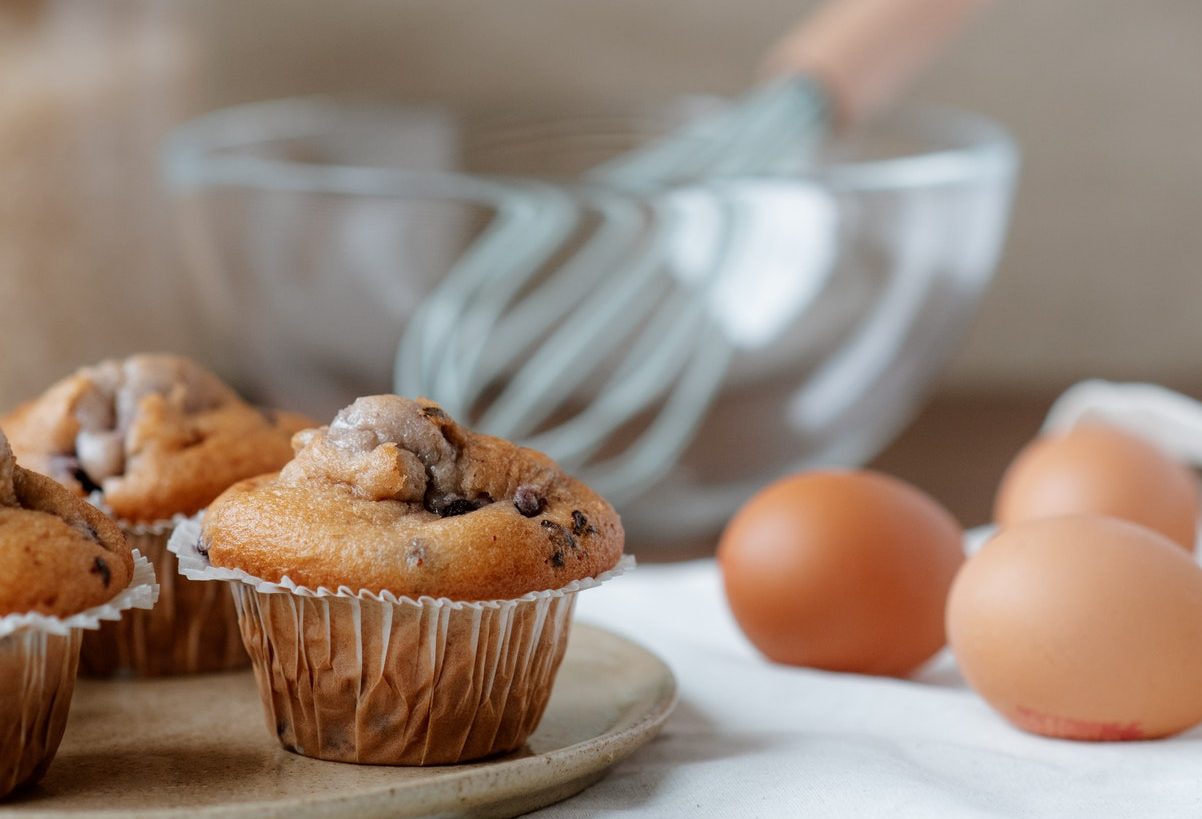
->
[0, 437, 133, 618]
[1, 353, 309, 676]
[0, 429, 132, 798]
[183, 395, 626, 765]
[203, 395, 622, 600]
[3, 354, 307, 522]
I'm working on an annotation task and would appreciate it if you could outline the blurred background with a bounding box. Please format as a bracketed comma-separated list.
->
[2, 0, 1199, 531]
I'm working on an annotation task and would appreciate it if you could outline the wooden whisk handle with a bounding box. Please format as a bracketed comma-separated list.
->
[764, 0, 992, 127]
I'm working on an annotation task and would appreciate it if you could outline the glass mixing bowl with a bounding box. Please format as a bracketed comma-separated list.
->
[165, 97, 1018, 552]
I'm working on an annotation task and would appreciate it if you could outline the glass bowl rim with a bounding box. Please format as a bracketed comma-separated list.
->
[164, 94, 1019, 198]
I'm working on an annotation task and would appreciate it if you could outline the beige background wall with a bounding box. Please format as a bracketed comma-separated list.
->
[2, 0, 1201, 406]
[929, 1, 1202, 393]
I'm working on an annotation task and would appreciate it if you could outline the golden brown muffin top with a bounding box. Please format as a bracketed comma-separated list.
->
[1, 354, 306, 523]
[201, 395, 624, 601]
[0, 429, 133, 617]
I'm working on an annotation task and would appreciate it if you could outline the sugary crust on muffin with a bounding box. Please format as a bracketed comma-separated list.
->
[1, 354, 310, 523]
[0, 430, 132, 617]
[202, 396, 624, 601]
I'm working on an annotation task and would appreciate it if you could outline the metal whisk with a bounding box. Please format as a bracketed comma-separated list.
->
[396, 0, 989, 503]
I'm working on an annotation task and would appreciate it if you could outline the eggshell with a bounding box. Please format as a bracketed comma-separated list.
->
[995, 422, 1199, 551]
[718, 469, 964, 676]
[948, 516, 1202, 740]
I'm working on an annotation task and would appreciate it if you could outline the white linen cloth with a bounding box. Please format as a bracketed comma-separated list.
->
[535, 559, 1202, 818]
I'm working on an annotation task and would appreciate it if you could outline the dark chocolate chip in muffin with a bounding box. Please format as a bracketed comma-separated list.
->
[429, 495, 491, 518]
[514, 484, 546, 518]
[548, 549, 566, 568]
[541, 519, 577, 552]
[422, 406, 448, 420]
[91, 556, 112, 588]
[570, 510, 596, 537]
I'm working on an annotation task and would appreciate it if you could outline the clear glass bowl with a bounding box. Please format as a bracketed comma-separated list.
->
[165, 97, 1018, 552]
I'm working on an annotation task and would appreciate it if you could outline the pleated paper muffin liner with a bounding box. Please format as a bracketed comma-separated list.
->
[0, 551, 157, 798]
[82, 496, 248, 677]
[167, 516, 633, 765]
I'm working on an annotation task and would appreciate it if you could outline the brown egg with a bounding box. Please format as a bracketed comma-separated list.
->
[948, 516, 1202, 740]
[718, 469, 964, 676]
[995, 422, 1199, 551]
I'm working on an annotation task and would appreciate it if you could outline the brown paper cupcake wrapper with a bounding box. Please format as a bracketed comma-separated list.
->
[0, 553, 157, 798]
[167, 516, 633, 765]
[0, 629, 80, 799]
[81, 499, 249, 677]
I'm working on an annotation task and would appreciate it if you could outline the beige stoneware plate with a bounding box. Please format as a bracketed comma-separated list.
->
[4, 623, 676, 818]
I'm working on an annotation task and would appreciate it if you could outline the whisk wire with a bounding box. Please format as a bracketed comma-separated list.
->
[589, 325, 735, 502]
[477, 213, 678, 438]
[400, 76, 836, 493]
[459, 193, 652, 405]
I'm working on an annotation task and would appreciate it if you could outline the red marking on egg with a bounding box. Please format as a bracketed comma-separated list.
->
[1011, 705, 1145, 741]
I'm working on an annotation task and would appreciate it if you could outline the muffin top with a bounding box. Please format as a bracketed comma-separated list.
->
[0, 428, 133, 617]
[201, 395, 625, 601]
[1, 354, 309, 523]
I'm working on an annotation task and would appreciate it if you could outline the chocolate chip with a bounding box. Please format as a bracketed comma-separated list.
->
[91, 556, 111, 588]
[71, 466, 103, 495]
[541, 519, 577, 552]
[443, 498, 480, 516]
[514, 484, 546, 518]
[548, 550, 565, 568]
[429, 495, 491, 517]
[570, 510, 596, 537]
[422, 405, 448, 419]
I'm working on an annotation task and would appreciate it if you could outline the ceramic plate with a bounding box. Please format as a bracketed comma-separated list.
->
[6, 623, 676, 818]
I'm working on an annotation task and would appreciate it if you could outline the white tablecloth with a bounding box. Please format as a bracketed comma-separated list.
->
[535, 559, 1202, 818]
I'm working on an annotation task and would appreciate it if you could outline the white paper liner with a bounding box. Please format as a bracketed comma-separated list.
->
[167, 514, 635, 608]
[0, 551, 158, 640]
[1043, 380, 1202, 468]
